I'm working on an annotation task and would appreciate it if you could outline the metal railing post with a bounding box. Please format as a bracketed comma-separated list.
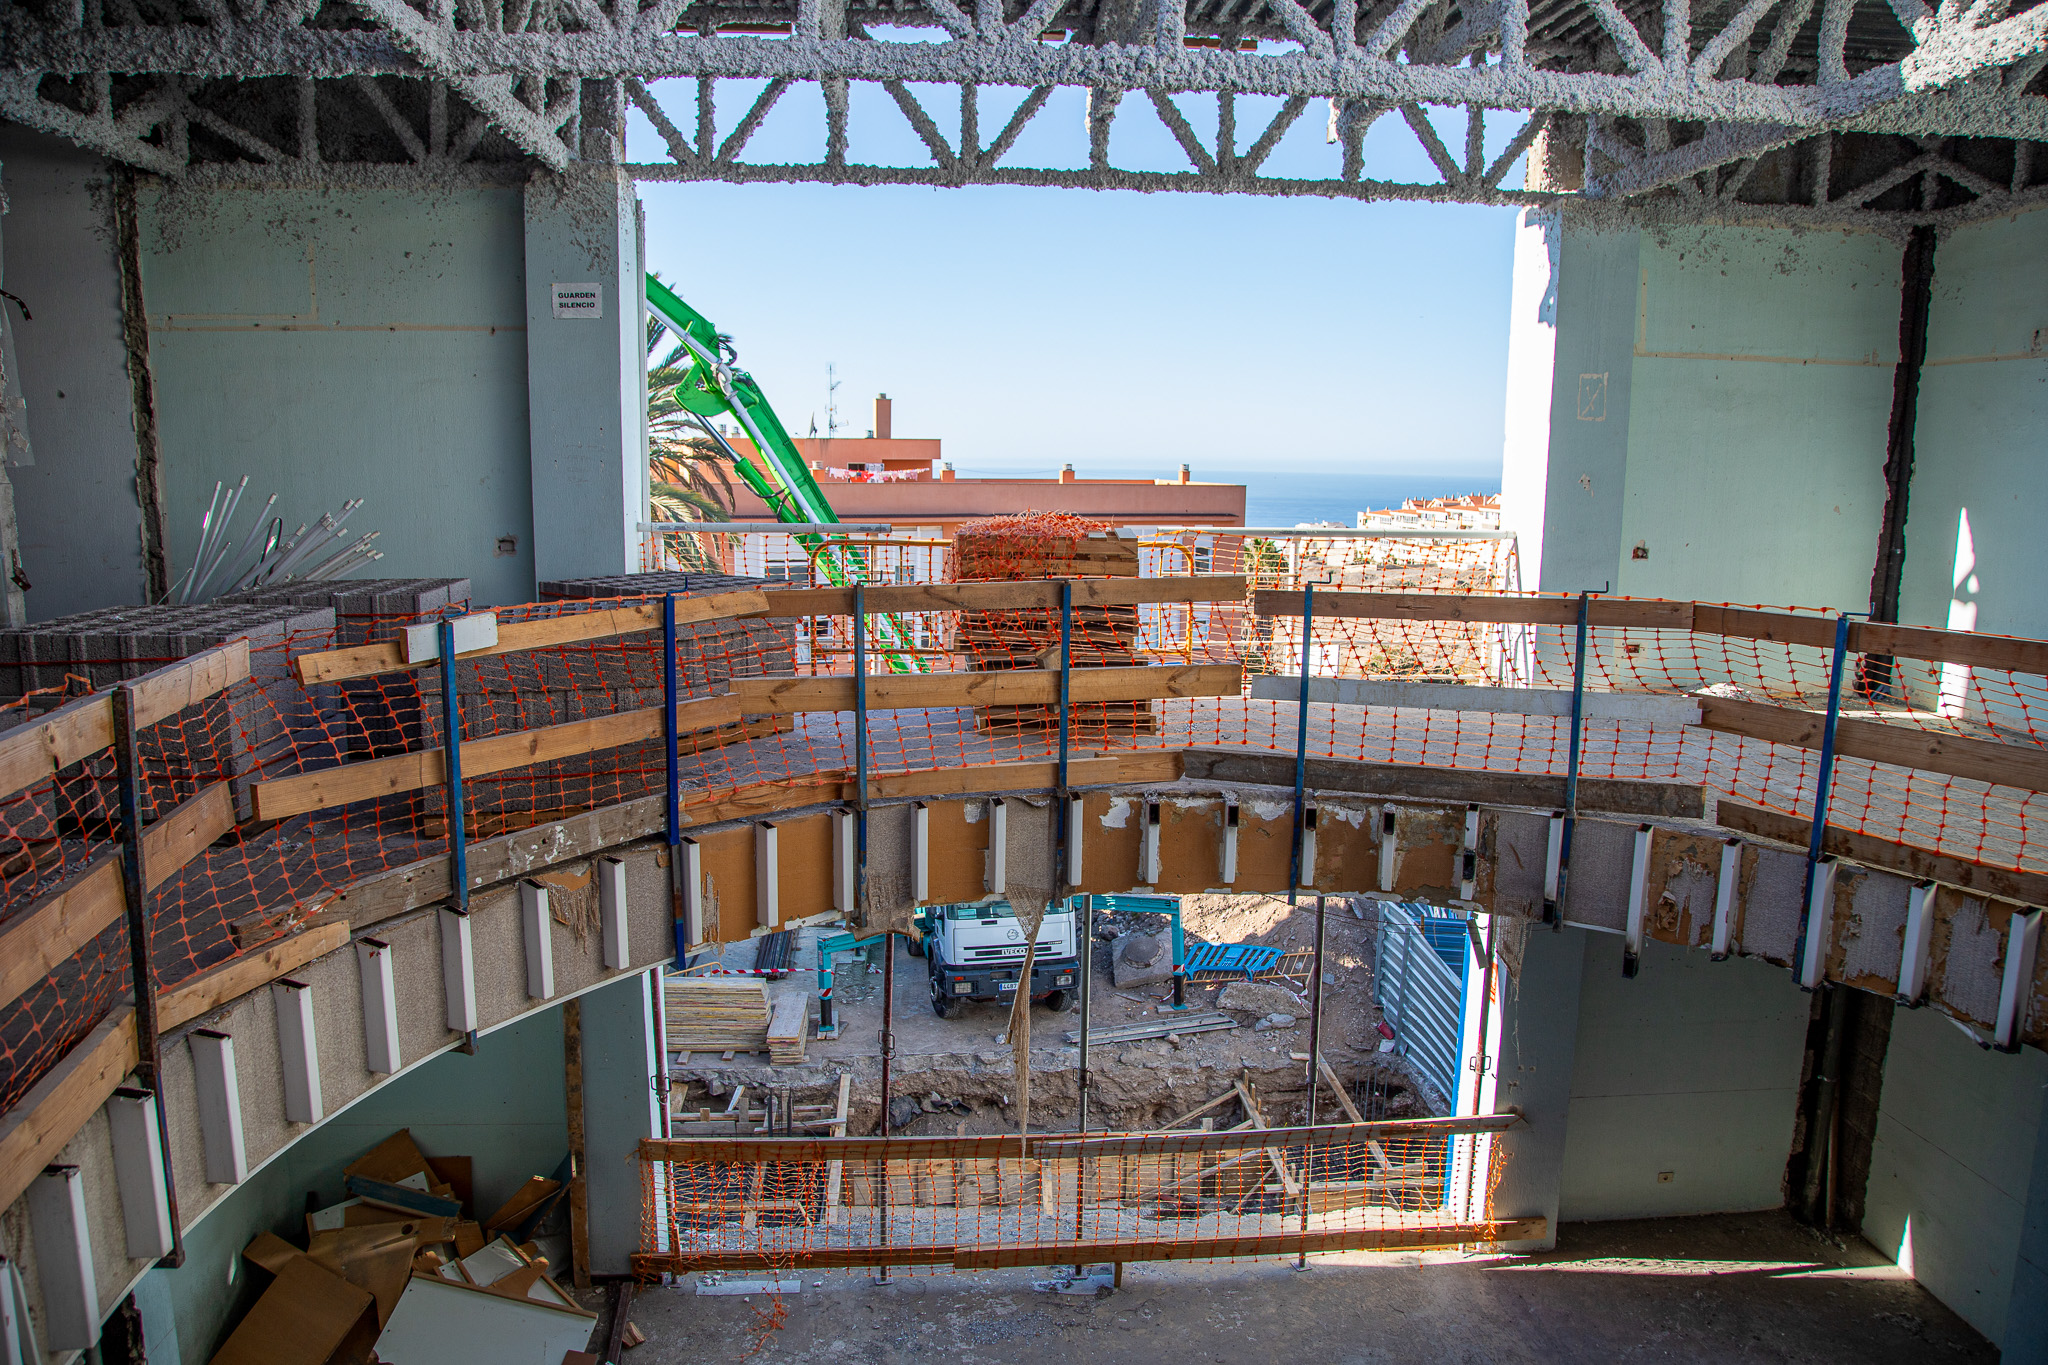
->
[1289, 584, 1314, 909]
[1793, 613, 1855, 985]
[440, 618, 476, 1053]
[1552, 588, 1598, 931]
[110, 683, 182, 1268]
[854, 582, 868, 917]
[663, 593, 684, 962]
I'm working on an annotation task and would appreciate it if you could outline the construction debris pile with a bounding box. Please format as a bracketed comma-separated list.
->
[208, 1130, 600, 1365]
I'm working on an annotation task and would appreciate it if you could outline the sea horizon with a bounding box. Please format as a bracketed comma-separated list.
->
[949, 465, 1503, 531]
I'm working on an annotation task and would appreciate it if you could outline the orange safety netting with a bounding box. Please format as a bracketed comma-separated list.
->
[3, 534, 2045, 1108]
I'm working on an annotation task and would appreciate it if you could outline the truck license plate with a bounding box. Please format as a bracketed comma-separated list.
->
[998, 981, 1018, 991]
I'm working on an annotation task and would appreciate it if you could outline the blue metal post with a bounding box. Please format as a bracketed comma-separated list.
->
[440, 619, 475, 1053]
[664, 593, 683, 961]
[1289, 584, 1314, 908]
[1552, 590, 1594, 930]
[1793, 614, 1854, 981]
[440, 619, 467, 912]
[854, 583, 868, 918]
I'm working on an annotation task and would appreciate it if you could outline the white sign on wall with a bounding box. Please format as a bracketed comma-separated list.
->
[551, 283, 603, 319]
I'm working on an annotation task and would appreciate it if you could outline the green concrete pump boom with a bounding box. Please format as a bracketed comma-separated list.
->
[643, 275, 923, 673]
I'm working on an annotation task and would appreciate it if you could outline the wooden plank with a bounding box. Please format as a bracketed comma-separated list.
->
[158, 922, 350, 1031]
[1695, 696, 2048, 792]
[952, 1221, 1548, 1268]
[731, 665, 1241, 714]
[0, 693, 114, 804]
[292, 590, 771, 685]
[757, 577, 1247, 617]
[1716, 801, 2048, 908]
[0, 857, 125, 1014]
[1315, 1055, 1366, 1125]
[634, 1246, 958, 1274]
[1179, 750, 1705, 820]
[141, 782, 236, 889]
[1852, 620, 2048, 677]
[0, 1008, 139, 1216]
[130, 640, 253, 729]
[0, 641, 250, 801]
[1690, 605, 1838, 651]
[1252, 590, 1693, 630]
[252, 694, 745, 819]
[638, 1113, 1520, 1165]
[859, 752, 1183, 801]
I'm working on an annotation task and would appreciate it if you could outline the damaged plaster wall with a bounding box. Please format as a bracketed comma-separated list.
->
[1527, 213, 1901, 611]
[138, 182, 538, 605]
[1861, 1003, 2048, 1348]
[0, 126, 150, 618]
[1557, 934, 1810, 1221]
[1895, 210, 2048, 652]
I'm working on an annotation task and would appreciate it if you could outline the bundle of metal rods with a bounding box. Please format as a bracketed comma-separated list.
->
[172, 477, 383, 603]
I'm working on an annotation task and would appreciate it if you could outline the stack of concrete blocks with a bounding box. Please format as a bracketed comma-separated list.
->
[457, 574, 795, 836]
[218, 580, 471, 832]
[0, 602, 336, 830]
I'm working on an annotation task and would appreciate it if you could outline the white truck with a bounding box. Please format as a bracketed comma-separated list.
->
[911, 897, 1080, 1018]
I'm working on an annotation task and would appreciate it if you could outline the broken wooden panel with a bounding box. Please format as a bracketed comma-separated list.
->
[1074, 793, 1143, 895]
[691, 826, 755, 946]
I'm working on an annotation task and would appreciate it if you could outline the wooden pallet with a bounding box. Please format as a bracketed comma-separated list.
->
[665, 976, 771, 1053]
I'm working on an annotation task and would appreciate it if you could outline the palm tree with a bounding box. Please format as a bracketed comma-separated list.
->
[645, 306, 736, 573]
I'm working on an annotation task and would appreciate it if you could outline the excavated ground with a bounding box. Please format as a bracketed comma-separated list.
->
[671, 895, 1428, 1135]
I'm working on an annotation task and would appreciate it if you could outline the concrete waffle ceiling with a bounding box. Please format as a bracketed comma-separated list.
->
[0, 0, 2043, 224]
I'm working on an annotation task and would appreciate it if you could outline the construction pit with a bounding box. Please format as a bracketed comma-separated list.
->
[666, 894, 1429, 1141]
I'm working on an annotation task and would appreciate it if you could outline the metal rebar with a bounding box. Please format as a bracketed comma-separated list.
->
[1296, 892, 1328, 1270]
[111, 683, 183, 1267]
[875, 929, 894, 1284]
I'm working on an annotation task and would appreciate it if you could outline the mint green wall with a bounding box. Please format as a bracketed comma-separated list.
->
[137, 1006, 567, 1365]
[1558, 935, 1811, 1220]
[1862, 1005, 2048, 1349]
[1895, 211, 2048, 644]
[138, 186, 537, 605]
[1524, 217, 1901, 612]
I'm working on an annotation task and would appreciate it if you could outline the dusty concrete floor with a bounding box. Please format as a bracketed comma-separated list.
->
[613, 1212, 1991, 1364]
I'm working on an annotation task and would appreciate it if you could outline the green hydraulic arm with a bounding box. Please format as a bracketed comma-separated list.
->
[643, 275, 925, 673]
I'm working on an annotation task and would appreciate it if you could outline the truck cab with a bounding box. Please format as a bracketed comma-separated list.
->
[913, 897, 1080, 1018]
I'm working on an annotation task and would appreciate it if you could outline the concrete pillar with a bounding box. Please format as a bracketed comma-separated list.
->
[1531, 215, 1640, 595]
[1488, 923, 1587, 1250]
[523, 167, 645, 587]
[578, 969, 662, 1276]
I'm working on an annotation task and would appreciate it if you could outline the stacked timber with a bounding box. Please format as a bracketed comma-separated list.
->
[664, 975, 771, 1054]
[952, 512, 1156, 737]
[764, 987, 809, 1066]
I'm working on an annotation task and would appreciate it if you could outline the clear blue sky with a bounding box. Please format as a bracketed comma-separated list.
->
[632, 73, 1524, 480]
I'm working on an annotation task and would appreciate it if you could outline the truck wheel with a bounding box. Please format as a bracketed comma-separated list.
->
[928, 968, 956, 1018]
[1042, 989, 1071, 1013]
[906, 936, 925, 959]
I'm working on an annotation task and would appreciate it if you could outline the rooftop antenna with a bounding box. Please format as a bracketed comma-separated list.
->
[825, 362, 842, 439]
